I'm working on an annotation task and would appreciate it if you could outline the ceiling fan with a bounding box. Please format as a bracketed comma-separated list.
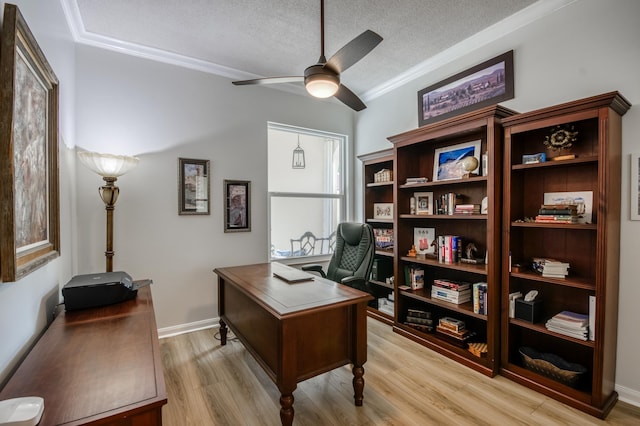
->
[232, 0, 382, 111]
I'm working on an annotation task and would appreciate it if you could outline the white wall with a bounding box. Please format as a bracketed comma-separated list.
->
[354, 0, 640, 405]
[74, 45, 354, 332]
[0, 0, 76, 384]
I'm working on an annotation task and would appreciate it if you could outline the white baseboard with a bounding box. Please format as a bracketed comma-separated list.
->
[616, 383, 640, 408]
[158, 317, 219, 339]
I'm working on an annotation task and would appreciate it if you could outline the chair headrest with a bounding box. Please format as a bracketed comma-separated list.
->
[339, 222, 366, 245]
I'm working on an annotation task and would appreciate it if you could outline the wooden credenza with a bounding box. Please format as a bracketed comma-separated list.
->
[0, 285, 167, 425]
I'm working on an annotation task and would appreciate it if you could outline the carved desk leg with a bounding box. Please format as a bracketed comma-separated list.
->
[279, 393, 294, 426]
[352, 365, 365, 406]
[219, 319, 227, 345]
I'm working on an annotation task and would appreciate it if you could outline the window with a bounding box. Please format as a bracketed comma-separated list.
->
[268, 122, 346, 260]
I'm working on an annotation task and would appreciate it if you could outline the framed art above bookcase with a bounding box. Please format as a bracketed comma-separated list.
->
[388, 104, 517, 377]
[500, 92, 630, 418]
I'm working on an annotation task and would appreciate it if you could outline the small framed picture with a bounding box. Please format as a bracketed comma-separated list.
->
[414, 227, 436, 256]
[632, 153, 640, 220]
[433, 140, 481, 181]
[414, 192, 434, 215]
[373, 203, 393, 219]
[178, 158, 210, 215]
[224, 180, 251, 232]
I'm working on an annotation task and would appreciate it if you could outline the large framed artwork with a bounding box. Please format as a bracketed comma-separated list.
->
[418, 50, 514, 127]
[178, 158, 210, 215]
[0, 4, 60, 282]
[224, 180, 251, 232]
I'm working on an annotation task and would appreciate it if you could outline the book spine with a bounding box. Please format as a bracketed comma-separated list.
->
[589, 295, 596, 341]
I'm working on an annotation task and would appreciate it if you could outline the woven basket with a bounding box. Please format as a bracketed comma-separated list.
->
[519, 347, 587, 387]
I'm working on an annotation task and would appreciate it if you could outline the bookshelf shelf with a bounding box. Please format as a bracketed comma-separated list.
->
[400, 288, 487, 320]
[400, 256, 487, 275]
[501, 92, 630, 418]
[366, 181, 394, 188]
[399, 175, 487, 189]
[400, 214, 487, 220]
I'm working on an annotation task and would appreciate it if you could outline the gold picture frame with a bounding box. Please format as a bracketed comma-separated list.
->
[0, 4, 60, 282]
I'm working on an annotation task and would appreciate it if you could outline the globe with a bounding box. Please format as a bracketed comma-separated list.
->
[460, 156, 479, 173]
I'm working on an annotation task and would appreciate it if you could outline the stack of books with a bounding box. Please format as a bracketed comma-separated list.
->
[535, 204, 579, 224]
[435, 316, 474, 348]
[404, 177, 428, 185]
[472, 282, 488, 315]
[404, 308, 433, 333]
[532, 257, 570, 278]
[431, 279, 471, 304]
[545, 311, 588, 340]
[454, 204, 481, 215]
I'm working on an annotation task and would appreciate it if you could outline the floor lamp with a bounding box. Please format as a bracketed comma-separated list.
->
[78, 151, 139, 272]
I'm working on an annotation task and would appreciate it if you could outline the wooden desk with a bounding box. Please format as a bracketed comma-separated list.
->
[214, 262, 372, 426]
[0, 286, 167, 425]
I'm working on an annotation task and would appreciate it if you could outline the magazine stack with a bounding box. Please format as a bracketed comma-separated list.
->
[431, 279, 471, 304]
[532, 257, 570, 278]
[545, 311, 588, 340]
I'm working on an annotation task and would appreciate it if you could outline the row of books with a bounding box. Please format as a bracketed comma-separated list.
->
[472, 282, 488, 315]
[534, 204, 579, 224]
[532, 257, 570, 278]
[545, 310, 588, 341]
[437, 235, 462, 264]
[436, 192, 458, 215]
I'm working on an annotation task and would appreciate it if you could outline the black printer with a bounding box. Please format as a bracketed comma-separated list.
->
[62, 271, 151, 311]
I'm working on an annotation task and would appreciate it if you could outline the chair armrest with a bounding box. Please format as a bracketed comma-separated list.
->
[341, 276, 370, 293]
[301, 264, 326, 278]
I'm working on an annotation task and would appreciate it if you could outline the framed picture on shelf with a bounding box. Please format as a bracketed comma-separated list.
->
[414, 227, 436, 256]
[373, 203, 393, 219]
[224, 180, 251, 232]
[0, 4, 60, 282]
[543, 191, 593, 224]
[178, 158, 210, 215]
[632, 153, 640, 220]
[418, 50, 514, 127]
[433, 140, 481, 182]
[414, 192, 434, 215]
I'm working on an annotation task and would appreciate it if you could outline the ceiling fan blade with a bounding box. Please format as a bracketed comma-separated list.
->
[325, 30, 383, 73]
[334, 84, 366, 111]
[232, 76, 304, 86]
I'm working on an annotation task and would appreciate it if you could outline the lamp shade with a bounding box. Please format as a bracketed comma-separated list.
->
[78, 151, 139, 178]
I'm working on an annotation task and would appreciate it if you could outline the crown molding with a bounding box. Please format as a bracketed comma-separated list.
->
[60, 0, 576, 102]
[360, 0, 577, 102]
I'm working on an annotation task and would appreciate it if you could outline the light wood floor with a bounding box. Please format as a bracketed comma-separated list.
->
[160, 318, 640, 425]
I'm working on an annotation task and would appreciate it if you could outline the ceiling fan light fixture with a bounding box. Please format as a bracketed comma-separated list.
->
[304, 65, 339, 98]
[305, 74, 339, 98]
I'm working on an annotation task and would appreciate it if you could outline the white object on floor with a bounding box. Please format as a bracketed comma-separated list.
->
[0, 397, 44, 426]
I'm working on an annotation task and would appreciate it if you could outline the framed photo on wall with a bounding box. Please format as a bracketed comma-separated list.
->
[178, 158, 210, 215]
[0, 4, 60, 282]
[224, 180, 251, 232]
[632, 153, 640, 220]
[418, 50, 514, 127]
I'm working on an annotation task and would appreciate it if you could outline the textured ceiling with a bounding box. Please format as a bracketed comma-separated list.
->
[67, 0, 548, 103]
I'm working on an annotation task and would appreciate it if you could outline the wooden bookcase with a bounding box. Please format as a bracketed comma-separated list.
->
[358, 149, 395, 325]
[388, 105, 517, 376]
[500, 92, 630, 417]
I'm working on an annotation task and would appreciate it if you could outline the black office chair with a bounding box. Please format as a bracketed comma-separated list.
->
[302, 222, 376, 306]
